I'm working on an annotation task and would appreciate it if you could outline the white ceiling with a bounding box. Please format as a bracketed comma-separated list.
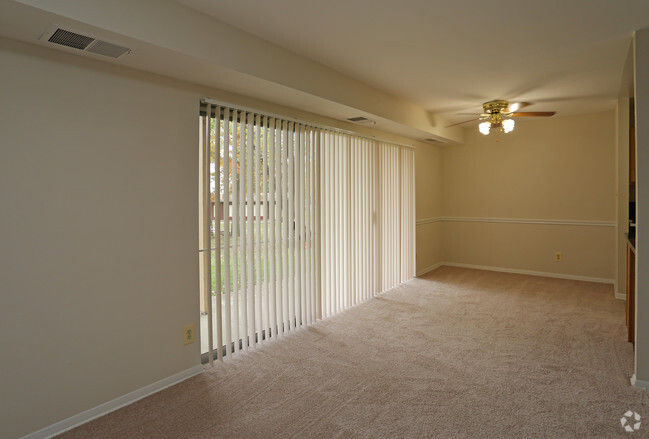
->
[179, 0, 647, 122]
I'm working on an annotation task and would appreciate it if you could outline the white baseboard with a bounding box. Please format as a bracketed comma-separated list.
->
[21, 364, 204, 439]
[631, 374, 649, 390]
[613, 280, 626, 300]
[440, 262, 616, 285]
[416, 263, 442, 277]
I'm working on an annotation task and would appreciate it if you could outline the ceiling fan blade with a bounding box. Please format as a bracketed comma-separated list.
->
[446, 117, 480, 127]
[507, 102, 531, 112]
[511, 111, 556, 117]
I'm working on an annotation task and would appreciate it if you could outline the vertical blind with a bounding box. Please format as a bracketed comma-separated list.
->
[200, 102, 415, 363]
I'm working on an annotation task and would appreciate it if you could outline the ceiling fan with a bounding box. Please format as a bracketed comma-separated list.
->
[448, 100, 556, 135]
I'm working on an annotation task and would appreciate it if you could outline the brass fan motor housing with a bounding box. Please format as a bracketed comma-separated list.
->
[482, 100, 510, 115]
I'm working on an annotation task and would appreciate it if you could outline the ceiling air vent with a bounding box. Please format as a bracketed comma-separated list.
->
[48, 28, 94, 50]
[425, 138, 445, 144]
[42, 26, 131, 59]
[347, 116, 376, 125]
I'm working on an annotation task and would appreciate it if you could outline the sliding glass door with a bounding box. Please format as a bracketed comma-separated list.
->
[199, 101, 415, 364]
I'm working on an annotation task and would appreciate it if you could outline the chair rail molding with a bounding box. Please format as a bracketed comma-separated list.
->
[416, 216, 616, 227]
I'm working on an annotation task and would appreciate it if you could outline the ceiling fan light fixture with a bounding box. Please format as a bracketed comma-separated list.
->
[449, 100, 554, 131]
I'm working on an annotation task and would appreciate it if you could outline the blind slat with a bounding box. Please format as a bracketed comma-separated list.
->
[223, 108, 232, 355]
[246, 112, 255, 349]
[232, 110, 241, 353]
[203, 104, 214, 365]
[268, 118, 277, 338]
[281, 121, 289, 331]
[214, 106, 223, 361]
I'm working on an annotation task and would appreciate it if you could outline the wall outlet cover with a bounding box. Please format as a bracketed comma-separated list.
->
[183, 324, 195, 345]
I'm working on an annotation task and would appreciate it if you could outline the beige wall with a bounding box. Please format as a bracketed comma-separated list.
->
[0, 39, 201, 438]
[415, 144, 443, 274]
[0, 37, 438, 438]
[441, 112, 617, 281]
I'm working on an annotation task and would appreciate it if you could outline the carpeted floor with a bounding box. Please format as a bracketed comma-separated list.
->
[56, 266, 649, 438]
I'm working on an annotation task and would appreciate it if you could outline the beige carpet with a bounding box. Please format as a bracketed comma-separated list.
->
[57, 267, 648, 438]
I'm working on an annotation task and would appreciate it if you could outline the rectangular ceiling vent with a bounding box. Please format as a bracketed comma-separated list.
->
[347, 116, 376, 125]
[42, 27, 131, 59]
[425, 138, 446, 144]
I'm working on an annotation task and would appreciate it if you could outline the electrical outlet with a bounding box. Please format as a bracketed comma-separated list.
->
[183, 324, 195, 345]
[554, 251, 563, 262]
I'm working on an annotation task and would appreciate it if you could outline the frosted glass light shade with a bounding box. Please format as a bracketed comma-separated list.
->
[502, 118, 515, 133]
[478, 122, 490, 135]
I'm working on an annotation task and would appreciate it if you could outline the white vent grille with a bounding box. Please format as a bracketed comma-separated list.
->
[42, 26, 130, 59]
[425, 138, 445, 144]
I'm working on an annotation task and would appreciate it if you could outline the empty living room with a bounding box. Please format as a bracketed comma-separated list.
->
[2, 1, 649, 438]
